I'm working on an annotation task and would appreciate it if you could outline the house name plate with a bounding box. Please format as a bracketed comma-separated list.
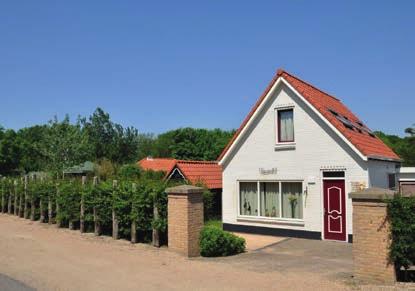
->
[259, 168, 278, 175]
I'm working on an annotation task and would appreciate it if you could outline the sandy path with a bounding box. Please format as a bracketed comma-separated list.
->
[0, 214, 350, 291]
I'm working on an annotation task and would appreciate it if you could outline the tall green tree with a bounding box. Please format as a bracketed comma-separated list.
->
[0, 129, 21, 175]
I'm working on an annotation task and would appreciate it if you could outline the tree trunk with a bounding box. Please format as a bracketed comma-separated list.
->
[112, 180, 118, 240]
[23, 176, 29, 219]
[152, 202, 160, 247]
[80, 176, 86, 233]
[48, 196, 53, 224]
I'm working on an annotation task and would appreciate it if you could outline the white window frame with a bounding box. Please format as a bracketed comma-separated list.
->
[274, 105, 296, 150]
[237, 180, 304, 224]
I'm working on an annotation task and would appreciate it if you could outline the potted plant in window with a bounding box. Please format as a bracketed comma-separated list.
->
[288, 194, 298, 219]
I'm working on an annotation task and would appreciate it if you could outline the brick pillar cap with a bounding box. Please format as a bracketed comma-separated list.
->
[165, 184, 204, 194]
[349, 187, 396, 200]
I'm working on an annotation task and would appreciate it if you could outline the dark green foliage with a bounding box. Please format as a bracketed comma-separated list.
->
[57, 181, 82, 226]
[92, 181, 113, 231]
[118, 164, 141, 180]
[199, 226, 245, 257]
[376, 129, 415, 166]
[136, 128, 235, 161]
[388, 196, 415, 270]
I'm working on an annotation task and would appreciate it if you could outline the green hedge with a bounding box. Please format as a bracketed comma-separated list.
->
[388, 195, 415, 271]
[199, 226, 245, 257]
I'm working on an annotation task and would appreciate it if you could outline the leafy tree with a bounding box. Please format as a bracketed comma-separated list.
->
[41, 115, 93, 173]
[376, 126, 415, 166]
[0, 129, 21, 175]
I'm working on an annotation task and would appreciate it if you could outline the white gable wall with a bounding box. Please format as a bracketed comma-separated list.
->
[222, 83, 369, 237]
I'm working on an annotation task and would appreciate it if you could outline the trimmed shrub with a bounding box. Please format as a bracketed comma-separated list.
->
[199, 226, 245, 257]
[388, 195, 415, 272]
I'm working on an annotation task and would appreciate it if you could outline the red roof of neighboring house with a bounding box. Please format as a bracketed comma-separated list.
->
[138, 158, 222, 189]
[218, 69, 400, 162]
[138, 158, 177, 174]
[176, 160, 222, 189]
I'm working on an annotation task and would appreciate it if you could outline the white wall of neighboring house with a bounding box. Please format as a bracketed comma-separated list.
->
[221, 83, 381, 238]
[367, 159, 399, 189]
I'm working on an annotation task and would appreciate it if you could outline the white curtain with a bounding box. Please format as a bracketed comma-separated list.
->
[240, 182, 258, 216]
[279, 110, 294, 142]
[260, 182, 279, 217]
[281, 182, 303, 219]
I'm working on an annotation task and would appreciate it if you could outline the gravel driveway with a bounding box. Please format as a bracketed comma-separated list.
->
[0, 214, 352, 291]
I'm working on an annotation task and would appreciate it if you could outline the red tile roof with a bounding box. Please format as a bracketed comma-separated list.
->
[138, 158, 177, 174]
[218, 69, 400, 162]
[138, 158, 222, 189]
[176, 160, 222, 189]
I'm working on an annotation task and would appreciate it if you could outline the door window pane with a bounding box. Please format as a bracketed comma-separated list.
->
[240, 182, 258, 216]
[281, 182, 303, 219]
[278, 109, 294, 142]
[260, 182, 279, 217]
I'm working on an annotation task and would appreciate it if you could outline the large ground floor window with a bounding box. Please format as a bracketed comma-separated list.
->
[239, 181, 303, 219]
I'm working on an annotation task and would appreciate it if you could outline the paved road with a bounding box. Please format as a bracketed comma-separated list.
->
[0, 273, 35, 291]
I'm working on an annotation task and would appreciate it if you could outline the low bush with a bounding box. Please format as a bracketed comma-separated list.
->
[199, 226, 245, 257]
[388, 195, 415, 275]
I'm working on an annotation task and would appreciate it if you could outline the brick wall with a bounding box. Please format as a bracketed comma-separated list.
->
[167, 185, 204, 257]
[351, 189, 396, 284]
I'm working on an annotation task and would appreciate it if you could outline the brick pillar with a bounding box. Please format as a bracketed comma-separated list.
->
[350, 188, 396, 284]
[166, 185, 204, 257]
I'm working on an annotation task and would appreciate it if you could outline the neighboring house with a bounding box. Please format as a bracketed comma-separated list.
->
[397, 167, 415, 195]
[218, 69, 400, 243]
[63, 161, 95, 177]
[138, 157, 223, 216]
[138, 157, 222, 189]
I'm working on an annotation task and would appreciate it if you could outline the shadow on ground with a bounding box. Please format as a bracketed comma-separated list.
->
[206, 238, 353, 283]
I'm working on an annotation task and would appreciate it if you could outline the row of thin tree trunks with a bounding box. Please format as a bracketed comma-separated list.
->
[1, 176, 160, 247]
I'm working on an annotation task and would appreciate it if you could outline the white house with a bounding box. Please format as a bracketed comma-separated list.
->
[397, 167, 415, 195]
[218, 69, 401, 242]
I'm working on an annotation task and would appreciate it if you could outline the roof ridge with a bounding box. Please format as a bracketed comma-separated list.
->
[277, 69, 340, 101]
[177, 160, 218, 164]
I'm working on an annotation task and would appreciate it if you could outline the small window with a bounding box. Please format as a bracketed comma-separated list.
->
[323, 171, 345, 178]
[388, 174, 396, 189]
[277, 109, 294, 142]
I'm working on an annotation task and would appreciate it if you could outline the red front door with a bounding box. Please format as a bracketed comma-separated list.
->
[323, 180, 346, 241]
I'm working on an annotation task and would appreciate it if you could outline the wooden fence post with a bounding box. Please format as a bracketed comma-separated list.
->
[56, 183, 61, 227]
[30, 176, 35, 221]
[93, 177, 101, 236]
[152, 196, 160, 247]
[7, 181, 12, 214]
[131, 183, 137, 244]
[112, 180, 119, 240]
[48, 183, 53, 224]
[1, 178, 5, 213]
[18, 178, 24, 217]
[80, 176, 86, 233]
[24, 176, 29, 219]
[13, 180, 18, 216]
[39, 178, 45, 223]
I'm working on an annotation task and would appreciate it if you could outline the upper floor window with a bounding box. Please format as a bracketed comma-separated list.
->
[388, 173, 396, 189]
[277, 109, 294, 142]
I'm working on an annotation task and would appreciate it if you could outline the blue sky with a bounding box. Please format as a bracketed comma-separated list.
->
[0, 1, 414, 136]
